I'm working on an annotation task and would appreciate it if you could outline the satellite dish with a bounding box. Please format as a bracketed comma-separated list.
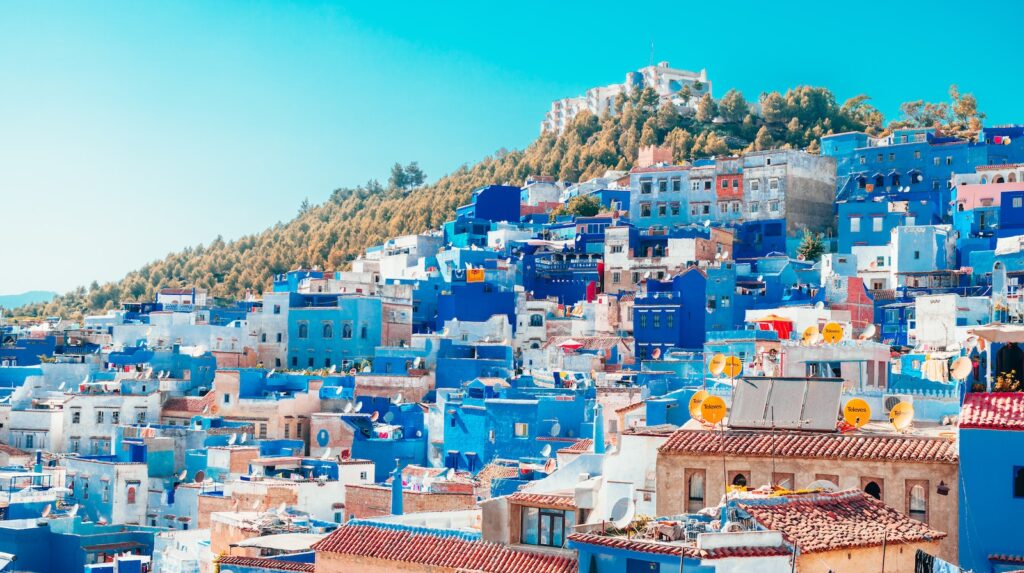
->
[950, 357, 973, 382]
[178, 469, 187, 481]
[415, 429, 423, 437]
[383, 411, 395, 424]
[723, 356, 742, 378]
[689, 390, 709, 420]
[193, 470, 206, 484]
[239, 433, 248, 444]
[704, 220, 711, 228]
[859, 324, 877, 340]
[814, 301, 825, 310]
[370, 411, 379, 422]
[227, 434, 237, 446]
[540, 444, 552, 458]
[807, 479, 839, 493]
[393, 393, 403, 405]
[757, 275, 764, 282]
[701, 395, 727, 424]
[67, 504, 79, 518]
[341, 449, 352, 460]
[708, 353, 726, 376]
[843, 398, 871, 428]
[344, 402, 354, 414]
[610, 497, 635, 529]
[802, 326, 820, 345]
[266, 369, 276, 378]
[42, 504, 51, 518]
[651, 347, 662, 360]
[822, 322, 844, 344]
[543, 457, 557, 474]
[890, 401, 914, 432]
[550, 420, 562, 437]
[329, 364, 337, 374]
[354, 401, 364, 413]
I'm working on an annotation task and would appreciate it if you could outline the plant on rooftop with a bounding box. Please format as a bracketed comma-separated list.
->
[549, 195, 602, 222]
[995, 369, 1022, 393]
[796, 228, 826, 262]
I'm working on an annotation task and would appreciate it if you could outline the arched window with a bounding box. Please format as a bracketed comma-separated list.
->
[322, 323, 333, 339]
[908, 484, 927, 523]
[127, 486, 137, 505]
[874, 175, 885, 188]
[891, 174, 901, 187]
[857, 176, 867, 189]
[529, 314, 544, 328]
[995, 176, 1006, 184]
[731, 473, 748, 487]
[1010, 173, 1018, 183]
[298, 323, 308, 339]
[687, 472, 705, 512]
[958, 203, 965, 212]
[864, 481, 882, 499]
[342, 323, 353, 339]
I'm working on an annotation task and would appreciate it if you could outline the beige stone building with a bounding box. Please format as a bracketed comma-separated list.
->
[656, 428, 959, 561]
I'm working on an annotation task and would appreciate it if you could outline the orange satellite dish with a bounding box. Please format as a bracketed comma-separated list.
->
[723, 356, 742, 378]
[822, 322, 844, 344]
[843, 398, 871, 428]
[689, 390, 709, 420]
[802, 325, 820, 345]
[890, 401, 914, 432]
[701, 395, 727, 424]
[708, 353, 726, 375]
[949, 356, 972, 381]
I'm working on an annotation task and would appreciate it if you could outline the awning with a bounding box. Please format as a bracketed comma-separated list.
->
[970, 324, 1024, 344]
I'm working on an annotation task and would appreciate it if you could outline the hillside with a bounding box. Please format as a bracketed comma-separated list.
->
[0, 291, 57, 309]
[13, 84, 981, 320]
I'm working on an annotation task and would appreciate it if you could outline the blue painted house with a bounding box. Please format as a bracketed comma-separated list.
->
[287, 294, 382, 369]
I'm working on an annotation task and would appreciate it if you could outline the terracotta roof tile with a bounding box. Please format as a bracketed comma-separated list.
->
[216, 556, 314, 572]
[312, 524, 576, 573]
[961, 392, 1024, 431]
[991, 554, 1024, 564]
[558, 439, 593, 454]
[507, 492, 577, 510]
[738, 490, 946, 554]
[658, 429, 958, 463]
[0, 444, 30, 457]
[567, 533, 791, 559]
[162, 392, 214, 414]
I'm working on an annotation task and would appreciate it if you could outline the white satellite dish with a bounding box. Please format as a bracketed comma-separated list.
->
[540, 444, 552, 457]
[266, 369, 277, 378]
[757, 275, 764, 282]
[329, 364, 337, 374]
[227, 434, 237, 446]
[178, 469, 187, 481]
[393, 393, 403, 405]
[41, 504, 51, 518]
[703, 220, 711, 228]
[859, 324, 877, 340]
[239, 433, 248, 444]
[610, 497, 636, 529]
[344, 402, 354, 414]
[814, 301, 825, 310]
[549, 420, 562, 437]
[354, 401, 364, 413]
[950, 356, 973, 381]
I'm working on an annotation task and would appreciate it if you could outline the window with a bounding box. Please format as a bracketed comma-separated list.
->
[342, 323, 353, 339]
[361, 324, 368, 339]
[291, 356, 298, 367]
[768, 178, 779, 191]
[862, 477, 883, 500]
[671, 178, 681, 191]
[298, 323, 308, 339]
[96, 411, 105, 424]
[690, 180, 700, 191]
[872, 217, 883, 232]
[275, 358, 281, 368]
[769, 201, 779, 212]
[259, 423, 268, 439]
[728, 471, 749, 488]
[72, 410, 81, 424]
[307, 357, 315, 367]
[640, 180, 652, 194]
[888, 153, 895, 161]
[946, 156, 953, 165]
[1014, 467, 1024, 498]
[914, 250, 921, 260]
[520, 507, 572, 548]
[686, 469, 706, 512]
[322, 323, 333, 338]
[70, 439, 80, 453]
[876, 153, 883, 162]
[721, 179, 728, 189]
[933, 157, 940, 166]
[638, 314, 647, 328]
[704, 180, 711, 190]
[273, 305, 281, 315]
[529, 314, 544, 327]
[640, 203, 651, 217]
[666, 314, 673, 328]
[653, 313, 660, 328]
[850, 217, 861, 233]
[102, 484, 110, 503]
[914, 150, 921, 159]
[773, 472, 795, 490]
[733, 179, 739, 188]
[657, 203, 667, 216]
[859, 156, 866, 165]
[111, 411, 120, 425]
[284, 423, 290, 438]
[658, 179, 668, 192]
[261, 333, 267, 343]
[1014, 197, 1023, 208]
[907, 481, 928, 524]
[670, 202, 680, 216]
[749, 180, 760, 192]
[610, 244, 624, 254]
[612, 272, 621, 284]
[297, 423, 302, 438]
[136, 411, 146, 424]
[276, 332, 283, 343]
[718, 202, 727, 213]
[514, 423, 529, 437]
[720, 295, 731, 308]
[25, 434, 34, 449]
[360, 471, 368, 481]
[127, 486, 137, 505]
[750, 202, 759, 213]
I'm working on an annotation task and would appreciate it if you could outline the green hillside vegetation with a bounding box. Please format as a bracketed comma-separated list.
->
[13, 84, 982, 319]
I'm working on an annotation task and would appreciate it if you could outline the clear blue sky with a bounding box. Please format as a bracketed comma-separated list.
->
[1, 1, 1022, 295]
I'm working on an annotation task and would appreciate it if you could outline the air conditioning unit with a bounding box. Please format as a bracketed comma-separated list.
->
[882, 394, 913, 414]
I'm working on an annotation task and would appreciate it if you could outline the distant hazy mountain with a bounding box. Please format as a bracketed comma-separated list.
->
[0, 291, 58, 309]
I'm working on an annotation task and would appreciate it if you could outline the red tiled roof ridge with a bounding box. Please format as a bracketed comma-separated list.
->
[215, 555, 314, 572]
[507, 491, 577, 510]
[558, 438, 593, 453]
[163, 392, 214, 413]
[312, 524, 576, 573]
[658, 428, 958, 463]
[737, 489, 946, 554]
[961, 392, 1024, 431]
[567, 532, 791, 559]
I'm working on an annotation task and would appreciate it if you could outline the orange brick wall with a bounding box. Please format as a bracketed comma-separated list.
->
[344, 485, 476, 521]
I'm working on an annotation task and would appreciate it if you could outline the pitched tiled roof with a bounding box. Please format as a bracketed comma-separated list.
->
[558, 439, 593, 453]
[215, 556, 314, 572]
[0, 444, 30, 457]
[507, 492, 577, 510]
[162, 392, 213, 414]
[312, 524, 576, 573]
[658, 429, 958, 463]
[615, 401, 646, 415]
[961, 392, 1024, 431]
[738, 490, 946, 554]
[567, 533, 791, 559]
